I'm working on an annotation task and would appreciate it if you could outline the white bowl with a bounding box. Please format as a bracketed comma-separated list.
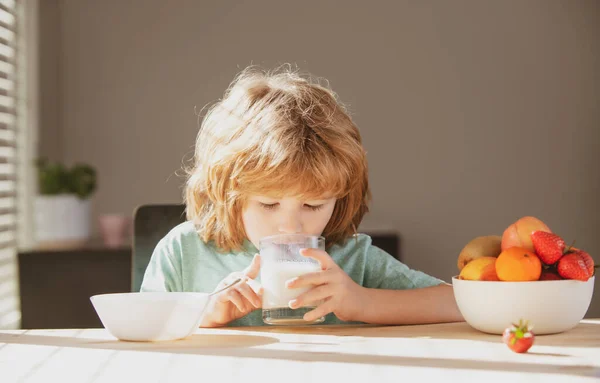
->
[452, 276, 595, 335]
[90, 292, 210, 341]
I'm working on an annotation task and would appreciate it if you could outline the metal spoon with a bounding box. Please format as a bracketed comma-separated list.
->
[208, 277, 243, 297]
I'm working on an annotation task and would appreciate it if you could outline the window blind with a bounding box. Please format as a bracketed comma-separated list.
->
[0, 0, 20, 330]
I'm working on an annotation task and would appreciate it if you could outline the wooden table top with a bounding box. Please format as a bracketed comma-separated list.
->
[1, 320, 599, 382]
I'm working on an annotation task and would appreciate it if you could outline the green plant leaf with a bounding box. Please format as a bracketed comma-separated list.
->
[37, 161, 69, 195]
[68, 164, 97, 199]
[36, 159, 97, 199]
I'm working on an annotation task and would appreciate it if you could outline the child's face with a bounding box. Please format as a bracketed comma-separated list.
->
[242, 194, 336, 248]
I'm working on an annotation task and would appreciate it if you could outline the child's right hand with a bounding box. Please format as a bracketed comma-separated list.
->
[200, 254, 263, 327]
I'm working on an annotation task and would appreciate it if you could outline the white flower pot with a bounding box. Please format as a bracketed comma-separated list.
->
[35, 194, 92, 248]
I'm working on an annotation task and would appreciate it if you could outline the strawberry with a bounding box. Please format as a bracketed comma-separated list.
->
[531, 231, 565, 265]
[557, 250, 595, 281]
[539, 269, 562, 280]
[503, 319, 534, 353]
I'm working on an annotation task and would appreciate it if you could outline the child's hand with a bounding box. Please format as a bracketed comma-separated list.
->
[200, 254, 263, 327]
[286, 248, 366, 322]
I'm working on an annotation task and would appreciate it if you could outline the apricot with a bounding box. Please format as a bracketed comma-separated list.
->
[501, 216, 551, 252]
[459, 256, 500, 281]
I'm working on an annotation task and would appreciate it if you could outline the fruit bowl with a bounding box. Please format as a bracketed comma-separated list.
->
[90, 292, 210, 341]
[452, 276, 595, 335]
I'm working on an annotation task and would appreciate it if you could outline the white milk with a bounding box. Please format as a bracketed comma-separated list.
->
[261, 260, 321, 309]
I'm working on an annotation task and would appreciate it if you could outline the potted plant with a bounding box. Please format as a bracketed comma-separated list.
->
[35, 158, 97, 248]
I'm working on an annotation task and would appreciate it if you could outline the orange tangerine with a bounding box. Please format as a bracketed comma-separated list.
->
[496, 247, 542, 281]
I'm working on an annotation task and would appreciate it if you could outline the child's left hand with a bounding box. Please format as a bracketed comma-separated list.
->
[286, 248, 366, 322]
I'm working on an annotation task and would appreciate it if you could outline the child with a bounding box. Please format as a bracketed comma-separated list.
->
[141, 65, 464, 327]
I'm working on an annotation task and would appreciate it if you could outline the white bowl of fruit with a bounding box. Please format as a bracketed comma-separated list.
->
[452, 216, 596, 335]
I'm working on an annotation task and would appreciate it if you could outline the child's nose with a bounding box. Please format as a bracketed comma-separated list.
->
[277, 215, 302, 234]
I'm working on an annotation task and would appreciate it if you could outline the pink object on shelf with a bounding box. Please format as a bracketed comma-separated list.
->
[98, 214, 131, 248]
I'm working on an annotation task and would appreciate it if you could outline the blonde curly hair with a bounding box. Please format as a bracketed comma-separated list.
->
[185, 65, 371, 251]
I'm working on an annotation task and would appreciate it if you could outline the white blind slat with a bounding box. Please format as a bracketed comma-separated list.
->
[0, 9, 15, 26]
[0, 60, 13, 76]
[0, 179, 14, 192]
[0, 309, 19, 328]
[0, 26, 14, 42]
[0, 276, 15, 296]
[0, 196, 14, 208]
[0, 213, 15, 227]
[0, 258, 14, 279]
[0, 146, 14, 158]
[0, 163, 14, 175]
[0, 112, 15, 124]
[0, 128, 14, 142]
[0, 293, 18, 313]
[0, 77, 14, 91]
[0, 94, 14, 108]
[0, 231, 14, 247]
[0, 43, 14, 59]
[0, 0, 16, 11]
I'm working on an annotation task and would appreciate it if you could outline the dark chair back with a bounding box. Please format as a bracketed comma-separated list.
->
[131, 204, 186, 292]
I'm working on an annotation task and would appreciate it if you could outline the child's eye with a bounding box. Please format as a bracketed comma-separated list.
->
[304, 204, 323, 211]
[259, 202, 279, 210]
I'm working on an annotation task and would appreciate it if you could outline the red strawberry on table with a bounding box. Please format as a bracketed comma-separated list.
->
[557, 250, 595, 281]
[503, 319, 534, 353]
[531, 231, 565, 265]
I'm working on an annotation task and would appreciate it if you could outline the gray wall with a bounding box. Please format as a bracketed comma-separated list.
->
[40, 0, 600, 317]
[39, 0, 61, 160]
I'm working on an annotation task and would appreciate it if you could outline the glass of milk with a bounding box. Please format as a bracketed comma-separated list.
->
[260, 234, 326, 325]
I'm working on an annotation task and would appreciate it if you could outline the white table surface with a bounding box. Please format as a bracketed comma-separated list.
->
[1, 320, 599, 383]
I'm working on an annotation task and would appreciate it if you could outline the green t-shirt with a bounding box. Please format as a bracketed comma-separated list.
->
[140, 221, 445, 326]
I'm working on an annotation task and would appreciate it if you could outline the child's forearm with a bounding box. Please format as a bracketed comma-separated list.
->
[354, 284, 465, 325]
